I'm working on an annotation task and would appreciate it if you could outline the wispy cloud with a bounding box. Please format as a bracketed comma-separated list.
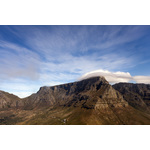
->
[0, 40, 40, 80]
[0, 25, 150, 97]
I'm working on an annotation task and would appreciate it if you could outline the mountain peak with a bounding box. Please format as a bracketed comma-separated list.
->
[78, 75, 107, 82]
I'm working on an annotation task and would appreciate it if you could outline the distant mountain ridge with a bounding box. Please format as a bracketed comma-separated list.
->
[0, 76, 150, 125]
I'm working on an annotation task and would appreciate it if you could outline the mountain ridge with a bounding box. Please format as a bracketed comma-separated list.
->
[0, 76, 150, 125]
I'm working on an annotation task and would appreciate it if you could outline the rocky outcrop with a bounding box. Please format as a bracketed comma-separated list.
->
[94, 85, 128, 109]
[113, 83, 150, 113]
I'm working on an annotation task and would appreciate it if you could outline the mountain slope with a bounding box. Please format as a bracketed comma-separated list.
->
[0, 77, 150, 125]
[113, 83, 150, 113]
[0, 90, 21, 109]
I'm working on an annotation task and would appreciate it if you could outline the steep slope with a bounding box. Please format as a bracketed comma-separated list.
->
[113, 83, 150, 113]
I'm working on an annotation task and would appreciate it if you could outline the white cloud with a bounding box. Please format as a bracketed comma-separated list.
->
[79, 69, 132, 84]
[79, 69, 150, 84]
[133, 76, 150, 84]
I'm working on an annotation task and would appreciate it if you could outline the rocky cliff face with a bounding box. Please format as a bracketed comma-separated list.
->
[23, 76, 128, 110]
[113, 83, 150, 113]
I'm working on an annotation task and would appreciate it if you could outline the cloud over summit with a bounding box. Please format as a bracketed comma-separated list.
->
[79, 69, 132, 83]
[79, 69, 150, 84]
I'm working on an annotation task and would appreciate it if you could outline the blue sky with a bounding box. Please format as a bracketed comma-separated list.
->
[0, 25, 150, 97]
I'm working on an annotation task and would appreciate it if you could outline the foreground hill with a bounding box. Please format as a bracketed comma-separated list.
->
[0, 90, 21, 109]
[0, 76, 150, 125]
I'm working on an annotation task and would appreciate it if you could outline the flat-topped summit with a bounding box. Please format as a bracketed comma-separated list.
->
[39, 76, 108, 91]
[23, 76, 127, 109]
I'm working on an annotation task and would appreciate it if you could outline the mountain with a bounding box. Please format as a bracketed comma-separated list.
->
[113, 83, 150, 113]
[0, 76, 150, 125]
[23, 76, 128, 109]
[0, 90, 21, 109]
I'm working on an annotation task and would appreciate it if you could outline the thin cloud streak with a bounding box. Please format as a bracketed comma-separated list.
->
[0, 40, 41, 80]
